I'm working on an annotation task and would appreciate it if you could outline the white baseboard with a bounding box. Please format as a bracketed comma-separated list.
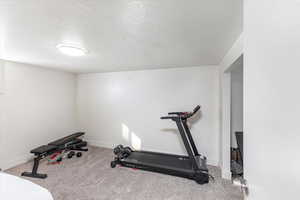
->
[2, 154, 32, 171]
[86, 140, 115, 149]
[221, 168, 231, 180]
[207, 159, 219, 167]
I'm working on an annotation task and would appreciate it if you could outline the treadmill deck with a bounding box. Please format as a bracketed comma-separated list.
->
[121, 151, 206, 174]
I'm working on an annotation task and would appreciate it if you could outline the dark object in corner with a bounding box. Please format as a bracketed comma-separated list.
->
[235, 132, 243, 165]
[231, 132, 243, 176]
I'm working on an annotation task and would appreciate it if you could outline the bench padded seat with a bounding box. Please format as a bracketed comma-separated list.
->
[30, 145, 57, 155]
[48, 132, 85, 146]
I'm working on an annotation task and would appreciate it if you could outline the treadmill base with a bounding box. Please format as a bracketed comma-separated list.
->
[113, 158, 209, 185]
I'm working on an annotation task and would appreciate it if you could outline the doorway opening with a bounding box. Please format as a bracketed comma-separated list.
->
[229, 56, 244, 180]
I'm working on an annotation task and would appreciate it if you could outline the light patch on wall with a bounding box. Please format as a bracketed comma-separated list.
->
[122, 123, 130, 141]
[121, 123, 142, 149]
[131, 132, 141, 150]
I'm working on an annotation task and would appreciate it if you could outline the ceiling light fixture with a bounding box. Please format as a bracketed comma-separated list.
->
[56, 43, 87, 56]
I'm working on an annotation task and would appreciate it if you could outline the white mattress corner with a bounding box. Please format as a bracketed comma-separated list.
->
[0, 172, 53, 200]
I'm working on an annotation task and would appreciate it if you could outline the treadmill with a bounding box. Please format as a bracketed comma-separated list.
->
[111, 106, 209, 184]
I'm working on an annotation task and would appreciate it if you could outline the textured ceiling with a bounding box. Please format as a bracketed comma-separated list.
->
[0, 0, 242, 73]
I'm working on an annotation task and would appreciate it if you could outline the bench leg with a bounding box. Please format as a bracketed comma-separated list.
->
[21, 157, 47, 179]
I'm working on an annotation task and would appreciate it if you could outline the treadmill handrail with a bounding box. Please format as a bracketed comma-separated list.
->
[185, 105, 200, 118]
[168, 112, 185, 115]
[162, 105, 201, 120]
[160, 116, 178, 120]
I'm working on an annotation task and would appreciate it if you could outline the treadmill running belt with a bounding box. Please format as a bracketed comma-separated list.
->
[124, 152, 193, 171]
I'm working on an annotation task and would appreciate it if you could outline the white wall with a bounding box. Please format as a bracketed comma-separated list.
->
[77, 66, 220, 165]
[0, 59, 4, 93]
[0, 60, 4, 170]
[230, 62, 243, 148]
[0, 61, 77, 170]
[245, 0, 300, 199]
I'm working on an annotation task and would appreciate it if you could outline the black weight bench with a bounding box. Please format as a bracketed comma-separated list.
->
[21, 132, 88, 179]
[48, 132, 85, 146]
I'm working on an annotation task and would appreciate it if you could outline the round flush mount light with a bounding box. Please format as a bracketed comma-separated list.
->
[56, 43, 87, 56]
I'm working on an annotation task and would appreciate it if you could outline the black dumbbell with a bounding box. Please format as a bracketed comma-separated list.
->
[67, 151, 75, 159]
[113, 145, 124, 155]
[76, 152, 82, 157]
[111, 161, 117, 168]
[122, 147, 132, 158]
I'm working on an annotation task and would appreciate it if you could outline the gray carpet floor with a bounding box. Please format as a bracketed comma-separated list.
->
[6, 146, 243, 200]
